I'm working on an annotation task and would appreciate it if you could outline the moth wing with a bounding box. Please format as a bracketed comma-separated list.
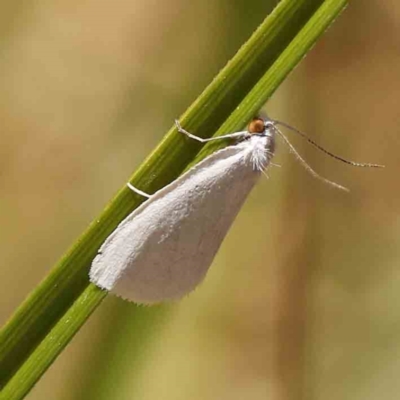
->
[90, 139, 263, 304]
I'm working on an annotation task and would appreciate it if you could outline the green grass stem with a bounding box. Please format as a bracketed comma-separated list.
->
[0, 0, 348, 398]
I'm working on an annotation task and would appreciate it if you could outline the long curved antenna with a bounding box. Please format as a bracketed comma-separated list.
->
[273, 126, 349, 192]
[272, 119, 384, 168]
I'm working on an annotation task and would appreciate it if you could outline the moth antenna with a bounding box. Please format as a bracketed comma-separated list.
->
[272, 120, 384, 168]
[273, 126, 349, 192]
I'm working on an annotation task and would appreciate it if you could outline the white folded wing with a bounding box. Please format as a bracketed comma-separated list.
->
[90, 135, 269, 304]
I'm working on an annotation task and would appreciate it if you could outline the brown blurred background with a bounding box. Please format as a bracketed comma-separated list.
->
[0, 1, 398, 399]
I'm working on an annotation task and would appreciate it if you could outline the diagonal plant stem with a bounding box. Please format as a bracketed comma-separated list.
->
[0, 0, 348, 398]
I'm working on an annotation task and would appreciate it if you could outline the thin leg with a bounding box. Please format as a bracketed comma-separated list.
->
[260, 169, 270, 179]
[126, 183, 152, 199]
[266, 149, 279, 167]
[175, 120, 248, 143]
[270, 162, 281, 168]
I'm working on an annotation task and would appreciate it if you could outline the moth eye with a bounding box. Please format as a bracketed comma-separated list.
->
[248, 117, 265, 134]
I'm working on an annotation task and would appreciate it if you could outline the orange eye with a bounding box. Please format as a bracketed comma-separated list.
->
[248, 117, 265, 134]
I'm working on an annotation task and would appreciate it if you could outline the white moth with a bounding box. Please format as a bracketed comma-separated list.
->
[89, 117, 382, 304]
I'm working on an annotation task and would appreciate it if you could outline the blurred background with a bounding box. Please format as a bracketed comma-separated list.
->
[0, 0, 398, 399]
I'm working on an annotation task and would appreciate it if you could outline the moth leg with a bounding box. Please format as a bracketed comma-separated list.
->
[270, 162, 281, 168]
[126, 183, 152, 199]
[175, 119, 248, 143]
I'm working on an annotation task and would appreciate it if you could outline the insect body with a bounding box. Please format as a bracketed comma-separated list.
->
[90, 117, 275, 304]
[90, 116, 382, 304]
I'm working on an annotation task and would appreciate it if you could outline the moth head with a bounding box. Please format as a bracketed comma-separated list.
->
[247, 117, 265, 135]
[247, 117, 275, 136]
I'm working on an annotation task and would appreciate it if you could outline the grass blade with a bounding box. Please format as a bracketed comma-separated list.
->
[0, 0, 347, 398]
